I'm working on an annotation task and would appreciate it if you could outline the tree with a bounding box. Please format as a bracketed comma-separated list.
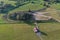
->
[0, 1, 4, 6]
[44, 0, 55, 4]
[55, 0, 60, 3]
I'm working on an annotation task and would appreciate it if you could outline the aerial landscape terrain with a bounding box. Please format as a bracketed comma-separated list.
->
[0, 0, 60, 40]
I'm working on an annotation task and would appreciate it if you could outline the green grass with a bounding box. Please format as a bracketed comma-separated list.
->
[0, 0, 16, 6]
[0, 0, 44, 14]
[46, 8, 60, 21]
[0, 23, 60, 40]
[0, 14, 7, 23]
[51, 3, 60, 10]
[0, 1, 60, 40]
[9, 3, 44, 13]
[0, 24, 13, 40]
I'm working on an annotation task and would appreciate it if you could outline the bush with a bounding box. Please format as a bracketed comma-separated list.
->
[22, 13, 33, 21]
[9, 13, 17, 20]
[0, 4, 15, 13]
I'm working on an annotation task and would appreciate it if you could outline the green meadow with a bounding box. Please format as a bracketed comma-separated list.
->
[0, 0, 60, 40]
[0, 23, 60, 40]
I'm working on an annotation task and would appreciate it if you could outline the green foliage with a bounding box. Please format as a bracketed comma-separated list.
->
[0, 1, 4, 6]
[0, 23, 60, 40]
[0, 4, 15, 13]
[9, 13, 17, 20]
[22, 13, 33, 21]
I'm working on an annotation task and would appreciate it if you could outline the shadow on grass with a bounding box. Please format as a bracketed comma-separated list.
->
[0, 18, 59, 25]
[0, 20, 58, 25]
[21, 18, 59, 26]
[40, 31, 48, 36]
[37, 18, 58, 23]
[22, 20, 34, 26]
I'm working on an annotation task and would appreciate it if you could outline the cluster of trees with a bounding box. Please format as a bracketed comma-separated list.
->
[9, 0, 60, 8]
[9, 12, 34, 22]
[0, 1, 15, 13]
[55, 0, 60, 3]
[43, 0, 60, 7]
[8, 11, 35, 23]
[0, 0, 35, 13]
[44, 0, 60, 3]
[9, 0, 38, 2]
[9, 0, 30, 6]
[8, 0, 60, 20]
[9, 0, 39, 6]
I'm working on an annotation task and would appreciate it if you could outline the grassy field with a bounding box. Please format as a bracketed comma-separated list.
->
[0, 0, 16, 6]
[9, 3, 44, 13]
[0, 23, 60, 40]
[45, 8, 60, 21]
[0, 0, 44, 14]
[51, 3, 60, 10]
[0, 0, 60, 40]
[0, 14, 7, 23]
